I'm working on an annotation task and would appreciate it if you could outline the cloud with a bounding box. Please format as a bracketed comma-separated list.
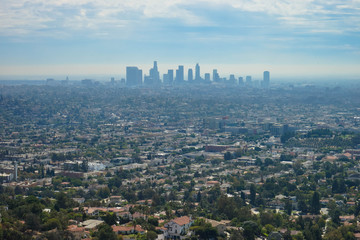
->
[0, 0, 359, 38]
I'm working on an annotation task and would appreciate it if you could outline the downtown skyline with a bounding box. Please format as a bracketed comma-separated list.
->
[1, 0, 360, 79]
[126, 61, 270, 87]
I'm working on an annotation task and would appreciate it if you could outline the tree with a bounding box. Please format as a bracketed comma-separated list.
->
[93, 224, 117, 240]
[310, 224, 322, 240]
[330, 208, 341, 225]
[0, 226, 31, 240]
[293, 160, 304, 175]
[102, 213, 117, 226]
[310, 191, 321, 214]
[224, 152, 233, 161]
[298, 199, 308, 214]
[250, 184, 256, 205]
[283, 229, 292, 240]
[260, 212, 275, 226]
[285, 199, 292, 215]
[296, 216, 304, 230]
[255, 158, 262, 166]
[351, 134, 360, 146]
[81, 160, 88, 172]
[14, 185, 23, 195]
[191, 219, 218, 240]
[196, 191, 202, 202]
[217, 195, 238, 219]
[332, 178, 346, 193]
[230, 230, 244, 240]
[242, 221, 259, 240]
[55, 192, 73, 210]
[281, 131, 295, 143]
[25, 213, 41, 231]
[146, 231, 157, 240]
[42, 218, 62, 231]
[97, 187, 110, 199]
[355, 201, 360, 216]
[264, 158, 274, 166]
[324, 226, 355, 240]
[108, 176, 122, 190]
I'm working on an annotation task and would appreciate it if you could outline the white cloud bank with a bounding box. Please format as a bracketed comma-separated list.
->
[0, 0, 359, 37]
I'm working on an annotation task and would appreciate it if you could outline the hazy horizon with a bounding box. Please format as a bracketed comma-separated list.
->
[1, 63, 360, 82]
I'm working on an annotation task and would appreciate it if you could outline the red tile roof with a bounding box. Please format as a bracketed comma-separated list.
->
[171, 216, 192, 226]
[67, 225, 85, 232]
[112, 225, 145, 233]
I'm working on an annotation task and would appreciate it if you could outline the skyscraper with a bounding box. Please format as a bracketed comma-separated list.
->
[263, 71, 270, 88]
[163, 69, 174, 85]
[238, 77, 244, 86]
[150, 61, 160, 84]
[229, 74, 236, 85]
[204, 73, 210, 82]
[163, 73, 168, 84]
[168, 69, 174, 84]
[195, 63, 201, 81]
[246, 76, 252, 86]
[188, 69, 193, 82]
[126, 66, 142, 86]
[175, 65, 184, 84]
[145, 61, 161, 86]
[213, 69, 219, 82]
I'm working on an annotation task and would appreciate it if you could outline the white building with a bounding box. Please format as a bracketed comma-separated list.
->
[164, 216, 193, 239]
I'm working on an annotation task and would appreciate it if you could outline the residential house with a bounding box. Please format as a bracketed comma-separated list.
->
[164, 216, 193, 239]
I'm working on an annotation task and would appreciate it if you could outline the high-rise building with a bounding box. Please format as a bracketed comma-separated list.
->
[163, 73, 169, 84]
[213, 69, 219, 82]
[188, 69, 193, 82]
[195, 63, 201, 81]
[204, 73, 210, 82]
[238, 77, 244, 86]
[145, 61, 161, 86]
[246, 76, 252, 86]
[126, 66, 142, 86]
[175, 65, 184, 84]
[263, 71, 270, 88]
[229, 74, 236, 85]
[168, 70, 174, 84]
[150, 61, 160, 83]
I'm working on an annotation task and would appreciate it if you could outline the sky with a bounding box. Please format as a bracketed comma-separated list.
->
[0, 0, 360, 80]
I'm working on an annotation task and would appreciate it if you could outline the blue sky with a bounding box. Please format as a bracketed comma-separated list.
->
[0, 0, 360, 80]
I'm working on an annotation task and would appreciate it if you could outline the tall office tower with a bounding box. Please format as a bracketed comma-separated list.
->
[149, 61, 160, 84]
[175, 65, 184, 84]
[163, 73, 169, 84]
[144, 75, 152, 85]
[213, 69, 219, 82]
[195, 63, 201, 81]
[126, 66, 142, 86]
[168, 69, 174, 84]
[246, 76, 252, 86]
[204, 73, 210, 82]
[229, 74, 236, 84]
[238, 77, 244, 86]
[188, 69, 193, 82]
[263, 71, 270, 88]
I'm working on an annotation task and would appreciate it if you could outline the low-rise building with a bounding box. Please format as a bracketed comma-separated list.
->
[164, 216, 193, 239]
